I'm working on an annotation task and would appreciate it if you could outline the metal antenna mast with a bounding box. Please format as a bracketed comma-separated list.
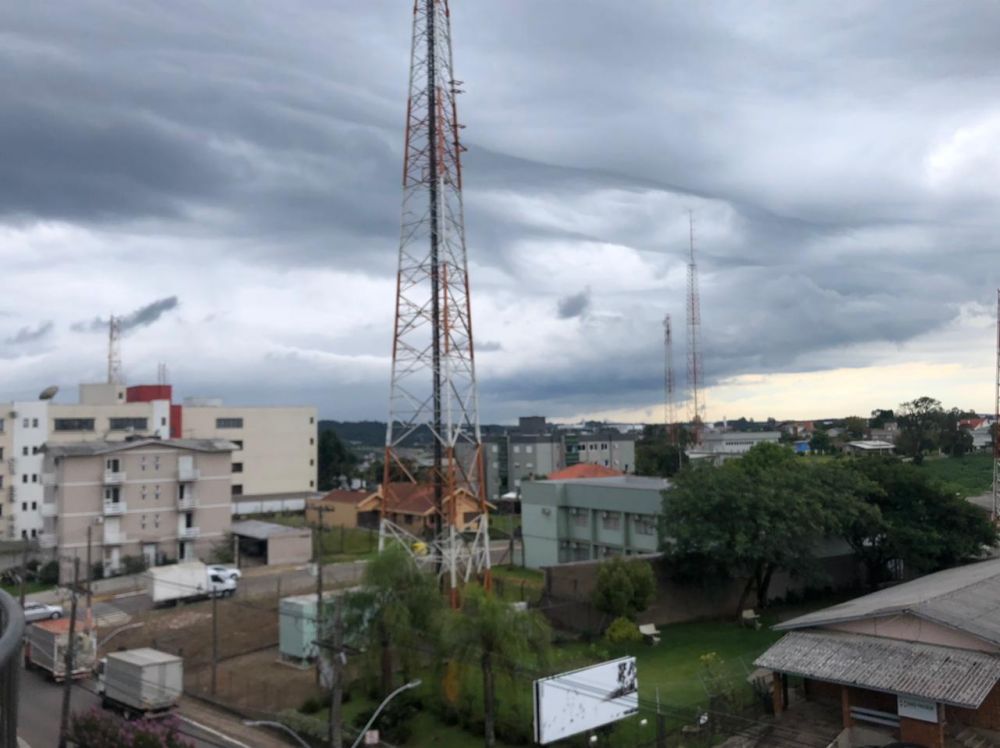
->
[686, 212, 704, 443]
[663, 314, 675, 439]
[380, 0, 491, 605]
[993, 289, 999, 521]
[107, 315, 123, 385]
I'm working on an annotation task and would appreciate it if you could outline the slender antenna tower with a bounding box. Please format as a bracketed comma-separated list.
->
[686, 212, 704, 443]
[663, 314, 675, 438]
[380, 0, 490, 605]
[993, 289, 999, 521]
[107, 315, 123, 385]
[157, 363, 168, 386]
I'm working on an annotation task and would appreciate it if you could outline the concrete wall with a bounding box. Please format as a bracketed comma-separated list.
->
[541, 552, 862, 631]
[267, 532, 312, 565]
[182, 405, 317, 497]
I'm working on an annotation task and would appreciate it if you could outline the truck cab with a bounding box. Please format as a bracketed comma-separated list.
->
[207, 572, 237, 598]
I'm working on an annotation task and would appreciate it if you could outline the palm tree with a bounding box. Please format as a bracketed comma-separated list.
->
[443, 585, 551, 747]
[345, 544, 442, 695]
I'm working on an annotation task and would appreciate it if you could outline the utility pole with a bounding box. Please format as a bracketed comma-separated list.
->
[19, 540, 28, 608]
[315, 506, 324, 686]
[328, 601, 344, 748]
[58, 558, 80, 748]
[211, 592, 219, 696]
[233, 533, 240, 569]
[85, 524, 93, 618]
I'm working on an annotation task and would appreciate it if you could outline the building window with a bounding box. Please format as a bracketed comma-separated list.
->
[636, 517, 656, 535]
[309, 480, 315, 488]
[105, 487, 121, 502]
[54, 418, 95, 432]
[21, 475, 26, 484]
[602, 512, 621, 530]
[0, 419, 5, 433]
[216, 418, 244, 429]
[0, 447, 3, 459]
[30, 529, 36, 538]
[20, 503, 26, 512]
[309, 459, 314, 466]
[21, 419, 28, 429]
[20, 530, 25, 539]
[31, 418, 38, 428]
[109, 417, 148, 431]
[573, 512, 588, 527]
[31, 474, 37, 483]
[0, 477, 3, 489]
[30, 502, 36, 510]
[21, 447, 27, 457]
[309, 416, 315, 424]
[232, 462, 243, 473]
[513, 445, 520, 454]
[310, 438, 314, 445]
[232, 484, 243, 496]
[31, 446, 39, 455]
[526, 445, 534, 454]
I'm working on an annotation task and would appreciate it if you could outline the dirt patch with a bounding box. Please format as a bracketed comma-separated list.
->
[186, 647, 322, 714]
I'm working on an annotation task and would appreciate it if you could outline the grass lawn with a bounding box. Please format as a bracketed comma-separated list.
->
[262, 514, 379, 561]
[491, 514, 521, 537]
[918, 453, 993, 496]
[0, 581, 54, 598]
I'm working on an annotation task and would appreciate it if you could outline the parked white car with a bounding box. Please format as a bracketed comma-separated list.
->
[23, 601, 63, 622]
[207, 565, 241, 580]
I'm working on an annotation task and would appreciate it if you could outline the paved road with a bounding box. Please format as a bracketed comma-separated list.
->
[18, 663, 251, 748]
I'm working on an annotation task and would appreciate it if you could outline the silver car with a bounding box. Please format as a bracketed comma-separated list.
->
[23, 601, 63, 622]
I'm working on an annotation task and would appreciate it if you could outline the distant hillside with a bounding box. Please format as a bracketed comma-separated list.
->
[320, 420, 509, 448]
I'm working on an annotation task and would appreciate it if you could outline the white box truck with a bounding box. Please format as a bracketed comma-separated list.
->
[145, 561, 237, 605]
[24, 618, 97, 681]
[97, 648, 183, 718]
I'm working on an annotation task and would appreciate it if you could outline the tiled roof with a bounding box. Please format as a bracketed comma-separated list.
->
[362, 483, 491, 517]
[47, 438, 235, 456]
[315, 489, 368, 506]
[756, 630, 1000, 708]
[547, 464, 624, 480]
[777, 557, 1000, 646]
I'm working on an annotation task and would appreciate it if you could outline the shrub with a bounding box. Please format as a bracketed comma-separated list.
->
[208, 533, 235, 564]
[592, 557, 656, 620]
[121, 555, 148, 576]
[38, 560, 60, 586]
[70, 708, 194, 747]
[300, 695, 323, 715]
[604, 616, 642, 644]
[353, 691, 420, 743]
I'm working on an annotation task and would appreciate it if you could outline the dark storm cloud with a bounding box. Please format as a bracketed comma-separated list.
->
[4, 321, 52, 345]
[556, 289, 591, 320]
[3, 1, 1000, 418]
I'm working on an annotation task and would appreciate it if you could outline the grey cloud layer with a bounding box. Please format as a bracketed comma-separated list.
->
[1, 1, 998, 419]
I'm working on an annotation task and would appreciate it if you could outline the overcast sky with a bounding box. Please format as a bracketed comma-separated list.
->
[2, 1, 999, 423]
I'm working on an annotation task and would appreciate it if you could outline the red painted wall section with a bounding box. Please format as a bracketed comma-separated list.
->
[126, 385, 173, 403]
[170, 404, 182, 439]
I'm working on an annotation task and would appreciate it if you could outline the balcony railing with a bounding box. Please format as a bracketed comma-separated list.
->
[103, 501, 126, 516]
[177, 495, 197, 511]
[39, 502, 57, 518]
[0, 589, 25, 743]
[103, 471, 126, 485]
[41, 473, 55, 487]
[103, 530, 126, 545]
[178, 466, 200, 482]
[178, 526, 200, 540]
[37, 533, 57, 549]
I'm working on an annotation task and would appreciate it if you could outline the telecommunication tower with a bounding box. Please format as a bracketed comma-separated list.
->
[663, 314, 675, 438]
[993, 289, 999, 521]
[686, 213, 704, 443]
[107, 315, 123, 385]
[380, 0, 491, 604]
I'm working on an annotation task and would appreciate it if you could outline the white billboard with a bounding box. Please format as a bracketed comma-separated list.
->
[533, 657, 638, 744]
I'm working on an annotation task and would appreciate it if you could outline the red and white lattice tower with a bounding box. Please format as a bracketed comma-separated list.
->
[380, 0, 491, 604]
[686, 213, 705, 443]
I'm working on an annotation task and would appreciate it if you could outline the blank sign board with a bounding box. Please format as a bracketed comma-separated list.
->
[533, 656, 638, 744]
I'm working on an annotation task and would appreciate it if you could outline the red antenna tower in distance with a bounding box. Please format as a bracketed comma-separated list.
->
[686, 212, 704, 443]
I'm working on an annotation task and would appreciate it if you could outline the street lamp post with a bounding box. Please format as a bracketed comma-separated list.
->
[349, 680, 422, 748]
[242, 720, 311, 748]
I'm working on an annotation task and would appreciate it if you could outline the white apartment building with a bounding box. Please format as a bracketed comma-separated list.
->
[42, 439, 234, 580]
[687, 430, 782, 463]
[1, 382, 316, 543]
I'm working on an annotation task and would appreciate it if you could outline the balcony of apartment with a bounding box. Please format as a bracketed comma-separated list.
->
[177, 465, 200, 482]
[6, 486, 13, 504]
[177, 525, 200, 540]
[177, 494, 197, 511]
[103, 529, 127, 545]
[103, 470, 126, 485]
[41, 473, 55, 487]
[39, 501, 57, 518]
[37, 533, 57, 549]
[102, 500, 126, 516]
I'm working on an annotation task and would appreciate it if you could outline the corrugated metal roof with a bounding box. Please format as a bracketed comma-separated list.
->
[755, 631, 1000, 708]
[47, 438, 235, 457]
[231, 519, 310, 540]
[777, 558, 1000, 645]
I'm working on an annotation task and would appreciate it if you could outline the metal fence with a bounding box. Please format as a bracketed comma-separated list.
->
[0, 590, 24, 747]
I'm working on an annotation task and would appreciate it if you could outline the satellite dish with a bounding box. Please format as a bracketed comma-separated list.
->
[38, 385, 59, 401]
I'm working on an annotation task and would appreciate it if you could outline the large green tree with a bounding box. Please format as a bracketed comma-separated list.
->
[345, 545, 442, 695]
[317, 428, 358, 490]
[661, 443, 875, 612]
[442, 586, 550, 748]
[844, 458, 996, 586]
[896, 396, 945, 462]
